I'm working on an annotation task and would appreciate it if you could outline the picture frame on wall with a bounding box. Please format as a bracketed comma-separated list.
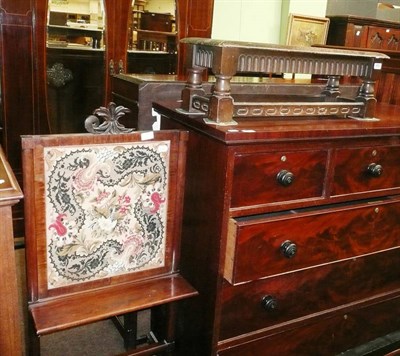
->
[286, 13, 330, 47]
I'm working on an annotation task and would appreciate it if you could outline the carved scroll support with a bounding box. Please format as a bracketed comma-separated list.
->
[85, 102, 134, 134]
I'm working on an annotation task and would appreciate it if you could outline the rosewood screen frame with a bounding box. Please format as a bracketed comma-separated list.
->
[22, 130, 188, 301]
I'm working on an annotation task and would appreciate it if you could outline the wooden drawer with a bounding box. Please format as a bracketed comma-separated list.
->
[224, 198, 400, 284]
[218, 295, 400, 356]
[220, 248, 400, 340]
[230, 149, 327, 209]
[332, 145, 400, 197]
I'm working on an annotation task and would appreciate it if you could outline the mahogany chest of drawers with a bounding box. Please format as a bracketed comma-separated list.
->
[155, 101, 400, 355]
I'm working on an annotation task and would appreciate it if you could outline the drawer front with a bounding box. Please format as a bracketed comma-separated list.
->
[220, 249, 400, 340]
[218, 295, 400, 356]
[225, 199, 400, 284]
[332, 146, 400, 196]
[230, 150, 327, 208]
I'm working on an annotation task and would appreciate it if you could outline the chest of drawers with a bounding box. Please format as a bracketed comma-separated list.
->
[156, 100, 400, 355]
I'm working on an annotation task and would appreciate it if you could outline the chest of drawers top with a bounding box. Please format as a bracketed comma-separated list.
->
[156, 101, 400, 212]
[157, 101, 400, 143]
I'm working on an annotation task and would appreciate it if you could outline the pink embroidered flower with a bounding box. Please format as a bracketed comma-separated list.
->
[119, 206, 128, 215]
[48, 213, 67, 236]
[123, 234, 144, 256]
[116, 194, 132, 216]
[141, 182, 165, 213]
[73, 168, 97, 191]
[96, 190, 110, 203]
[150, 192, 165, 213]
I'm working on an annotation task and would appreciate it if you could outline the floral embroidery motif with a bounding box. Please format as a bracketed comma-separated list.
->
[44, 141, 169, 288]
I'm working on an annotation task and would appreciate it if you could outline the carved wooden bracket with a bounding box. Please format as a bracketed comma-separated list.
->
[85, 102, 134, 134]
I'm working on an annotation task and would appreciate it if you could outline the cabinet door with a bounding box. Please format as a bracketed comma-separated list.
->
[41, 0, 214, 134]
[104, 0, 131, 103]
[177, 0, 214, 76]
[367, 26, 400, 50]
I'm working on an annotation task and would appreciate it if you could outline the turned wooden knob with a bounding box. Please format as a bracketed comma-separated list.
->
[280, 240, 297, 258]
[367, 163, 383, 177]
[261, 295, 278, 311]
[276, 170, 294, 186]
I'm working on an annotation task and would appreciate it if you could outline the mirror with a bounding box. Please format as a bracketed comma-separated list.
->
[127, 0, 177, 74]
[45, 0, 177, 135]
[46, 0, 106, 133]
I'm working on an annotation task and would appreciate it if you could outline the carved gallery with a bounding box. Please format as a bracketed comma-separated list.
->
[2, 0, 400, 355]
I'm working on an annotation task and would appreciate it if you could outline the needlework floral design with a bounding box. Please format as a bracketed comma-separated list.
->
[44, 141, 170, 288]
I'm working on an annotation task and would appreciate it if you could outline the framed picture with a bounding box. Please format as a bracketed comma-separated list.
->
[286, 13, 330, 47]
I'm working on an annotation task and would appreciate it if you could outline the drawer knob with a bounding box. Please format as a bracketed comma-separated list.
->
[277, 170, 294, 186]
[261, 295, 278, 311]
[280, 240, 297, 258]
[367, 163, 383, 177]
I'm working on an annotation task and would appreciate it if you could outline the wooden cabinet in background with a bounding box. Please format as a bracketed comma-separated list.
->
[327, 15, 400, 50]
[327, 15, 400, 107]
[367, 25, 400, 50]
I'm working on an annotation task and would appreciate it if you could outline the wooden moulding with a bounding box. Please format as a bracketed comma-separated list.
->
[0, 146, 23, 356]
[179, 37, 389, 125]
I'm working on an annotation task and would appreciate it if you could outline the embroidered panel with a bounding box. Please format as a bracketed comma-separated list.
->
[44, 141, 170, 289]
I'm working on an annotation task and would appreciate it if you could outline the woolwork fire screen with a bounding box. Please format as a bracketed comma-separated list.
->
[44, 140, 170, 289]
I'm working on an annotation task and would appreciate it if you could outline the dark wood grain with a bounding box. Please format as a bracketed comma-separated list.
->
[30, 274, 197, 335]
[218, 295, 400, 355]
[226, 198, 400, 284]
[221, 248, 400, 339]
[231, 149, 328, 208]
[332, 145, 400, 196]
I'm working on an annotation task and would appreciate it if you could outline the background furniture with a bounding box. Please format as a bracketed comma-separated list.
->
[112, 74, 184, 130]
[22, 129, 197, 355]
[111, 73, 360, 130]
[326, 16, 400, 106]
[327, 15, 400, 50]
[154, 41, 400, 355]
[0, 145, 23, 355]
